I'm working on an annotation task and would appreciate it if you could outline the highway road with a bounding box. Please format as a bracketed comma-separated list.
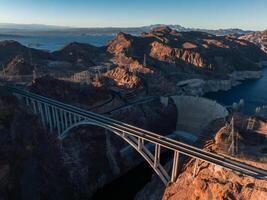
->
[3, 84, 267, 180]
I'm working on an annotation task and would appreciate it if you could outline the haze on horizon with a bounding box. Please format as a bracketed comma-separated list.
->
[0, 0, 266, 30]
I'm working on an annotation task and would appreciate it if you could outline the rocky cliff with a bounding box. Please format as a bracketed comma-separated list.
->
[239, 30, 267, 54]
[162, 159, 267, 200]
[103, 26, 267, 93]
[162, 114, 267, 200]
[0, 88, 74, 200]
[107, 26, 266, 73]
[0, 40, 51, 66]
[52, 42, 111, 68]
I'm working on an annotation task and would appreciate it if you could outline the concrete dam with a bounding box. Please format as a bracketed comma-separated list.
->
[170, 95, 229, 137]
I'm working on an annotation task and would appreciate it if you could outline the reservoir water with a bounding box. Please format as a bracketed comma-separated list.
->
[0, 35, 114, 51]
[205, 68, 267, 115]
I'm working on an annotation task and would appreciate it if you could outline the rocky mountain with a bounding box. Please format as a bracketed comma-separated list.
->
[107, 26, 266, 74]
[0, 41, 109, 74]
[53, 42, 110, 67]
[1, 26, 266, 92]
[0, 23, 252, 36]
[239, 30, 267, 53]
[163, 158, 267, 200]
[3, 55, 35, 75]
[0, 40, 51, 66]
[162, 115, 267, 200]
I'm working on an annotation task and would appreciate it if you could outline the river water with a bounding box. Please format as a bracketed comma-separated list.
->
[0, 35, 114, 51]
[205, 68, 267, 115]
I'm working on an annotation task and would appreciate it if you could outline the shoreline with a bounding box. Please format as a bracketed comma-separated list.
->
[176, 70, 263, 97]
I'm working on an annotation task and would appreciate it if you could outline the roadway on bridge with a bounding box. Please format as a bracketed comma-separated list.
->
[6, 85, 267, 179]
[2, 83, 267, 181]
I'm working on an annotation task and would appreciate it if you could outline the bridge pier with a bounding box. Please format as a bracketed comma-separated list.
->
[138, 138, 144, 150]
[51, 107, 57, 130]
[37, 102, 46, 126]
[55, 108, 61, 136]
[45, 104, 53, 133]
[154, 144, 161, 168]
[171, 150, 180, 182]
[59, 109, 64, 132]
[31, 99, 37, 114]
[68, 113, 74, 127]
[9, 88, 267, 187]
[62, 111, 67, 131]
[25, 97, 30, 106]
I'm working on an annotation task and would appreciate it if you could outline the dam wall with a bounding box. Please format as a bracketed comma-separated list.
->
[171, 95, 229, 135]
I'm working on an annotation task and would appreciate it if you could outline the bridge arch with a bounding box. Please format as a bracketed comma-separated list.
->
[7, 88, 267, 185]
[58, 120, 170, 185]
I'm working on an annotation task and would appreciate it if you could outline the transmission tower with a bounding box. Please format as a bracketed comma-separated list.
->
[247, 117, 256, 131]
[227, 117, 238, 156]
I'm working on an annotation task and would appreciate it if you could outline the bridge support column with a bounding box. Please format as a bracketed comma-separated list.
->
[154, 144, 161, 168]
[31, 99, 37, 114]
[48, 106, 53, 133]
[51, 107, 57, 129]
[122, 131, 127, 138]
[73, 115, 78, 123]
[25, 97, 30, 106]
[68, 113, 73, 127]
[63, 111, 68, 130]
[59, 110, 65, 132]
[138, 138, 144, 150]
[55, 108, 61, 137]
[37, 102, 46, 126]
[45, 104, 53, 133]
[171, 150, 180, 182]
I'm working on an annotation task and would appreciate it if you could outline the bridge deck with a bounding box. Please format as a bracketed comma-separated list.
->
[2, 83, 267, 183]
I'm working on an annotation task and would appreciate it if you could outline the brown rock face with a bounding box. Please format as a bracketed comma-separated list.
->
[162, 116, 267, 200]
[104, 67, 140, 88]
[107, 27, 267, 74]
[162, 161, 267, 200]
[107, 32, 133, 55]
[150, 41, 205, 67]
[239, 30, 267, 54]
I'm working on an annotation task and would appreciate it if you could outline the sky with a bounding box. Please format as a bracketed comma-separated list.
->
[0, 0, 266, 30]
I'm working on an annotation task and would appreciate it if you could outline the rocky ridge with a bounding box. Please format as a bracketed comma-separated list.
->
[162, 114, 267, 200]
[240, 30, 267, 54]
[1, 26, 266, 94]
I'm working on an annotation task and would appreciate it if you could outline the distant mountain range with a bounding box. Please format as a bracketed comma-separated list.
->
[0, 23, 70, 30]
[0, 23, 254, 36]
